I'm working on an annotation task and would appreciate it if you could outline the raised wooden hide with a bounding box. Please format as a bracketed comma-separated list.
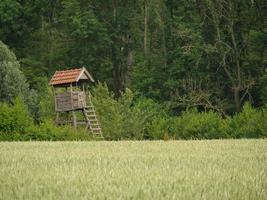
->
[55, 91, 86, 112]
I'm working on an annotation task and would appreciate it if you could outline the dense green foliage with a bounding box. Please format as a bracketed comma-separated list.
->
[0, 98, 32, 134]
[1, 0, 266, 111]
[0, 1, 266, 140]
[0, 98, 92, 141]
[1, 83, 266, 141]
[0, 41, 29, 103]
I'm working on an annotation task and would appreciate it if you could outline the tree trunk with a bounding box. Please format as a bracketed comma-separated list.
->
[234, 87, 241, 112]
[162, 26, 167, 69]
[230, 20, 242, 112]
[144, 0, 148, 56]
[111, 0, 122, 96]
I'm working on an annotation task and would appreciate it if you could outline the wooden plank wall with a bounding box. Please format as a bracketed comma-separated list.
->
[55, 91, 86, 112]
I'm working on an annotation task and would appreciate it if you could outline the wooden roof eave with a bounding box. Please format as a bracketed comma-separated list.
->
[76, 67, 95, 83]
[50, 82, 76, 88]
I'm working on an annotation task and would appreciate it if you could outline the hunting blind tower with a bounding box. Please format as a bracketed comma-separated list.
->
[49, 67, 102, 136]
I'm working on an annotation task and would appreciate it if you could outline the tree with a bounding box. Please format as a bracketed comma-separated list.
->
[0, 40, 39, 121]
[60, 0, 111, 85]
[0, 41, 29, 102]
[0, 0, 266, 115]
[197, 0, 266, 112]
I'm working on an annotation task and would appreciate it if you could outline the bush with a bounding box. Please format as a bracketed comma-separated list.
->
[91, 84, 267, 140]
[228, 103, 267, 138]
[118, 89, 148, 139]
[134, 98, 169, 139]
[39, 86, 54, 121]
[0, 97, 33, 134]
[91, 82, 124, 140]
[146, 117, 169, 139]
[260, 72, 267, 104]
[26, 120, 93, 141]
[169, 109, 228, 139]
[1, 85, 266, 141]
[0, 119, 93, 141]
[0, 97, 92, 141]
[260, 107, 267, 136]
[91, 83, 169, 140]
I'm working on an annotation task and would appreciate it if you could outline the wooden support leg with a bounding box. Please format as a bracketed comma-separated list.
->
[72, 111, 77, 128]
[67, 111, 70, 125]
[55, 112, 59, 125]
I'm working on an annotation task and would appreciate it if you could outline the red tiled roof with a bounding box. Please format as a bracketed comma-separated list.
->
[49, 68, 86, 86]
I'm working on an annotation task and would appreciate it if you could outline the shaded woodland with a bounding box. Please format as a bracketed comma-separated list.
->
[0, 0, 266, 140]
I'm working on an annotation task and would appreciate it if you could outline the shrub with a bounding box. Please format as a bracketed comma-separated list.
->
[91, 83, 170, 140]
[91, 82, 124, 140]
[26, 120, 92, 141]
[118, 89, 148, 139]
[0, 97, 33, 134]
[146, 117, 169, 139]
[260, 72, 267, 104]
[132, 98, 168, 139]
[39, 87, 54, 121]
[259, 106, 267, 136]
[169, 109, 228, 139]
[0, 119, 93, 141]
[228, 103, 267, 138]
[0, 97, 93, 141]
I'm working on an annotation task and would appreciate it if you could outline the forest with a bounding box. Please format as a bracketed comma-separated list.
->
[0, 0, 266, 140]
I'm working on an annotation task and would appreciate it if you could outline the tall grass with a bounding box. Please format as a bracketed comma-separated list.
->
[0, 140, 266, 199]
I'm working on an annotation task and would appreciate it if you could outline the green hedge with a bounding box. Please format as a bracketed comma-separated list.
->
[227, 103, 267, 138]
[0, 98, 33, 134]
[0, 98, 92, 141]
[0, 84, 267, 141]
[0, 120, 93, 141]
[169, 109, 229, 139]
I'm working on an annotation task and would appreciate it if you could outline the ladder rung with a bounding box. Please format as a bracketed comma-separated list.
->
[90, 123, 99, 126]
[86, 111, 95, 114]
[76, 121, 87, 125]
[87, 114, 95, 116]
[86, 115, 96, 119]
[91, 127, 101, 130]
[85, 106, 94, 108]
[92, 129, 101, 131]
[90, 124, 100, 128]
[87, 115, 96, 117]
[90, 124, 99, 126]
[88, 118, 97, 120]
[90, 122, 100, 125]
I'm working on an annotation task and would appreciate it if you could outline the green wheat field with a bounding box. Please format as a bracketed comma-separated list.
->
[0, 140, 266, 200]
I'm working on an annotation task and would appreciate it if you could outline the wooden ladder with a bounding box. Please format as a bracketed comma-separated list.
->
[82, 94, 103, 138]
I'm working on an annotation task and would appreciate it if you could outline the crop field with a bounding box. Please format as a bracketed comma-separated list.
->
[0, 140, 266, 200]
